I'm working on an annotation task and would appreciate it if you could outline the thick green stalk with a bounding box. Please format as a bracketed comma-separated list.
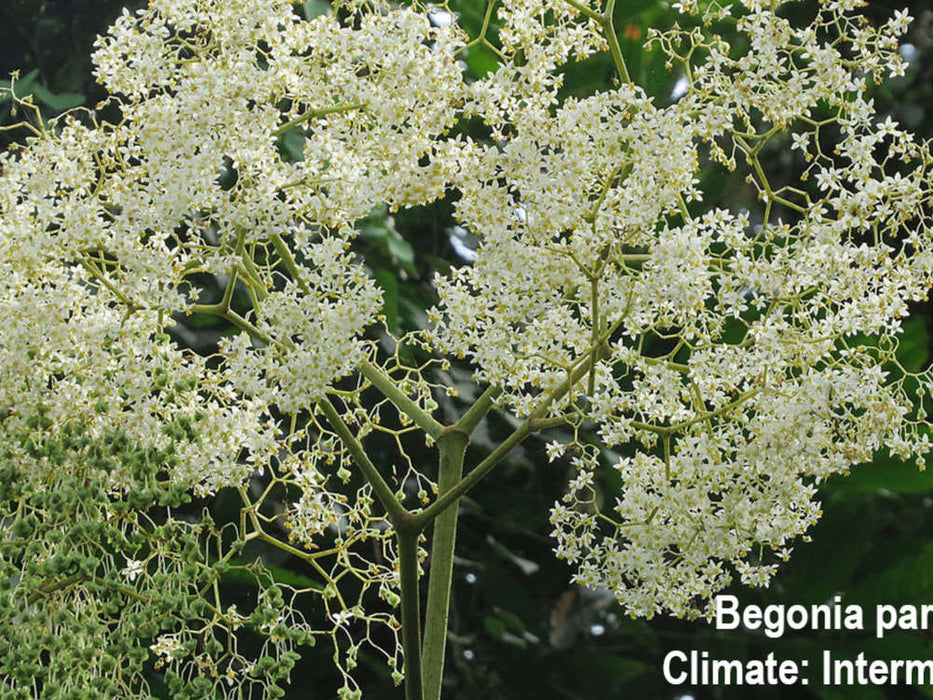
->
[317, 397, 411, 525]
[413, 354, 595, 529]
[452, 385, 501, 436]
[397, 527, 425, 700]
[359, 361, 445, 440]
[421, 430, 468, 700]
[319, 392, 428, 698]
[413, 315, 627, 529]
[269, 232, 310, 294]
[601, 0, 631, 84]
[273, 102, 363, 136]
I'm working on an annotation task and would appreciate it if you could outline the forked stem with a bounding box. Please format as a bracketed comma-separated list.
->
[421, 430, 469, 700]
[397, 526, 425, 700]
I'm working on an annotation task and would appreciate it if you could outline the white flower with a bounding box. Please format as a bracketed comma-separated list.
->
[545, 441, 566, 462]
[121, 559, 145, 582]
[149, 635, 184, 662]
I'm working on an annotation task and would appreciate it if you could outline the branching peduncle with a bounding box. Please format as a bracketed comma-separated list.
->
[359, 361, 446, 440]
[317, 397, 412, 526]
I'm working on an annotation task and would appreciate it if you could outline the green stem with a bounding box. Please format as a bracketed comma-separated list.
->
[189, 304, 277, 347]
[220, 229, 245, 310]
[77, 258, 140, 311]
[359, 361, 445, 439]
[273, 102, 363, 137]
[629, 388, 762, 435]
[397, 527, 425, 700]
[269, 232, 310, 294]
[27, 572, 85, 605]
[264, 238, 447, 436]
[421, 431, 468, 700]
[238, 251, 269, 301]
[558, 0, 603, 22]
[452, 385, 502, 436]
[588, 276, 600, 397]
[601, 0, 631, 84]
[221, 309, 268, 341]
[413, 352, 598, 529]
[317, 397, 411, 525]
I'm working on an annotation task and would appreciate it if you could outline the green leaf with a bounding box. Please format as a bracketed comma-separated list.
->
[301, 0, 331, 19]
[484, 615, 507, 640]
[423, 254, 453, 274]
[570, 652, 646, 688]
[827, 450, 933, 495]
[278, 128, 305, 162]
[492, 607, 526, 635]
[358, 206, 391, 241]
[847, 541, 933, 609]
[896, 317, 929, 373]
[487, 536, 540, 575]
[358, 206, 416, 273]
[774, 498, 872, 603]
[462, 45, 500, 78]
[52, 57, 89, 94]
[483, 610, 536, 648]
[0, 70, 83, 111]
[29, 82, 84, 111]
[386, 232, 415, 268]
[613, 0, 660, 22]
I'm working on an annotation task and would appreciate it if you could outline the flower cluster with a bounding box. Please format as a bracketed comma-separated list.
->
[429, 0, 933, 616]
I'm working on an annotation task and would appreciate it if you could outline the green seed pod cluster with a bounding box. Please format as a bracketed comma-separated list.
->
[0, 412, 313, 699]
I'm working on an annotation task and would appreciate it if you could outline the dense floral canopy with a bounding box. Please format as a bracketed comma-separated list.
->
[1, 0, 931, 696]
